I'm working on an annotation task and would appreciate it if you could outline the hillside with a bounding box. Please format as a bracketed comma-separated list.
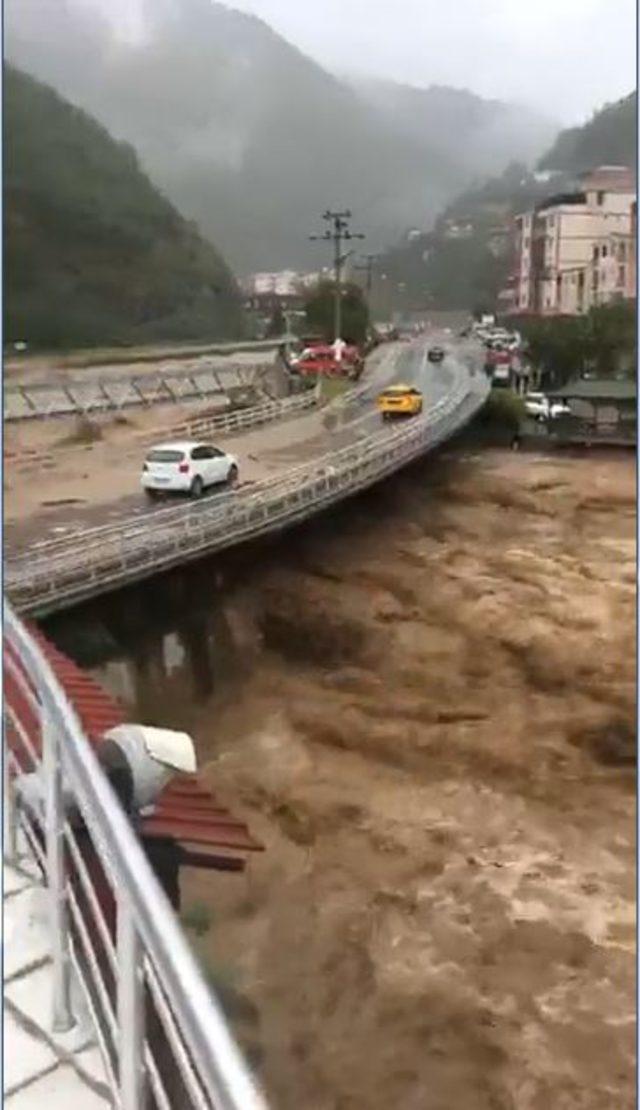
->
[4, 66, 245, 350]
[539, 91, 637, 174]
[354, 80, 555, 180]
[6, 0, 557, 273]
[378, 91, 636, 313]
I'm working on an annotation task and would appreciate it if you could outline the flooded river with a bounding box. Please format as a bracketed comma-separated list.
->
[41, 446, 636, 1110]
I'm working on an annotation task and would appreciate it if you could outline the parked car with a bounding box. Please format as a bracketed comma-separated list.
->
[141, 441, 238, 499]
[524, 393, 571, 421]
[293, 343, 361, 377]
[376, 383, 423, 420]
[427, 346, 445, 363]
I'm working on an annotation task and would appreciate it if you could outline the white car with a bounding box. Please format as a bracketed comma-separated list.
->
[141, 440, 238, 499]
[524, 393, 571, 421]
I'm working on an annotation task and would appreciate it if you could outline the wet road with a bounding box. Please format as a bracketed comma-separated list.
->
[6, 338, 476, 556]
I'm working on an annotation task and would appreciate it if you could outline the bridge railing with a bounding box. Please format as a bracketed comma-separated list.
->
[3, 603, 269, 1110]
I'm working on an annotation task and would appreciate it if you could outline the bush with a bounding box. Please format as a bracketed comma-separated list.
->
[477, 389, 525, 433]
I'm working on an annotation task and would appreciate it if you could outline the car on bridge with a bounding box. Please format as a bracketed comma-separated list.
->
[376, 383, 423, 421]
[427, 346, 445, 363]
[142, 440, 238, 499]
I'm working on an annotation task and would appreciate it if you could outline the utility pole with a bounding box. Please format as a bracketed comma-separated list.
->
[310, 210, 364, 346]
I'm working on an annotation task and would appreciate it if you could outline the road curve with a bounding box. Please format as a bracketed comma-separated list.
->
[6, 338, 488, 617]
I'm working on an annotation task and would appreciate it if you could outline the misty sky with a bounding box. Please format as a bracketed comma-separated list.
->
[83, 0, 636, 123]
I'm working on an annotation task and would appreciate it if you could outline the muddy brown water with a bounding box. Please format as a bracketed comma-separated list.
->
[41, 447, 636, 1110]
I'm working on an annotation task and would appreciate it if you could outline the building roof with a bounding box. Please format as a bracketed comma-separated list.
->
[546, 377, 636, 401]
[536, 191, 586, 213]
[581, 166, 636, 193]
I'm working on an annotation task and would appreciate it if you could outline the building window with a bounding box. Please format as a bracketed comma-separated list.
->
[601, 244, 608, 258]
[618, 242, 626, 261]
[597, 190, 605, 206]
[593, 246, 600, 260]
[619, 266, 626, 286]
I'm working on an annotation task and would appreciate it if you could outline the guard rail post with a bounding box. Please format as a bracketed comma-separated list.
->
[117, 899, 145, 1108]
[3, 726, 17, 862]
[43, 704, 75, 1033]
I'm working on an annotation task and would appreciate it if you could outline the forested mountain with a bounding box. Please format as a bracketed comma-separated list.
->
[4, 65, 244, 349]
[539, 91, 637, 174]
[6, 0, 556, 273]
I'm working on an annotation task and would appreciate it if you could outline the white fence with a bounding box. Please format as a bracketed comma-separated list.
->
[7, 385, 322, 476]
[6, 364, 489, 616]
[3, 603, 269, 1109]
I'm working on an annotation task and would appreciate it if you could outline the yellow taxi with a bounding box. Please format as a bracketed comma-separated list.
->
[376, 382, 423, 421]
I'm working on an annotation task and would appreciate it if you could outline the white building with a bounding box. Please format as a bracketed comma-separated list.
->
[511, 165, 636, 315]
[247, 271, 303, 297]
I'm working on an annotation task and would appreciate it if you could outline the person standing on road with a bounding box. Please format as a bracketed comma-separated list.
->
[332, 336, 346, 363]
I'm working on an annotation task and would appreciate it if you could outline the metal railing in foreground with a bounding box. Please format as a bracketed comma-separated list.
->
[3, 603, 269, 1110]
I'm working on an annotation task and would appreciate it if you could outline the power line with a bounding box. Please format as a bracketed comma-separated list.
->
[309, 210, 365, 344]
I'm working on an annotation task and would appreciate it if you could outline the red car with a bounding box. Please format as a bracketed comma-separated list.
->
[295, 344, 362, 378]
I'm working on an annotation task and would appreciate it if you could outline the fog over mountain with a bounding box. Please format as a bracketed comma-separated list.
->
[5, 64, 244, 348]
[6, 0, 558, 273]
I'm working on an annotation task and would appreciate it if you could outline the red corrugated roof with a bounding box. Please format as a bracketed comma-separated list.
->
[4, 626, 262, 869]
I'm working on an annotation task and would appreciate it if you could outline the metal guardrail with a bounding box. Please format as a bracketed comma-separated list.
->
[5, 361, 273, 423]
[3, 603, 269, 1110]
[6, 362, 489, 616]
[7, 385, 322, 476]
[547, 416, 637, 444]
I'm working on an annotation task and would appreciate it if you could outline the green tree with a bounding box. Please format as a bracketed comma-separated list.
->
[304, 281, 369, 345]
[516, 300, 636, 388]
[265, 302, 286, 338]
[518, 316, 589, 387]
[587, 300, 637, 375]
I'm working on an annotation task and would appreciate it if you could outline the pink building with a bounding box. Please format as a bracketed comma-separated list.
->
[510, 166, 636, 316]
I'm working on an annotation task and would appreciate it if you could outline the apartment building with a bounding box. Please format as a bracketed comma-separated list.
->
[628, 200, 637, 299]
[513, 211, 534, 311]
[510, 166, 636, 315]
[590, 226, 633, 306]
